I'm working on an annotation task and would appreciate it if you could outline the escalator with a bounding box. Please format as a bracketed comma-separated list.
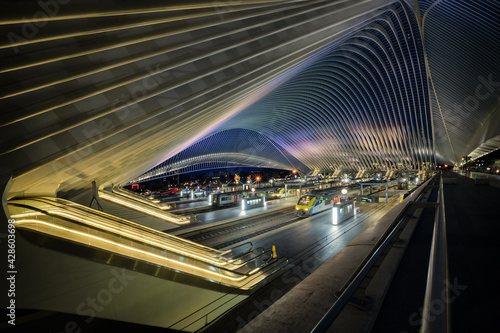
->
[8, 197, 288, 293]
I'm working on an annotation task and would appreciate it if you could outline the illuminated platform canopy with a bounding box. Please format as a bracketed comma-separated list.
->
[0, 0, 498, 197]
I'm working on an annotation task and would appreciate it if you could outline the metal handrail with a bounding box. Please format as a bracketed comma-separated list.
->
[311, 214, 412, 333]
[310, 176, 435, 333]
[420, 176, 450, 333]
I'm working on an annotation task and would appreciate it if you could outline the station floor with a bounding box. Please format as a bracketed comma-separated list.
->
[195, 196, 297, 224]
[441, 171, 500, 332]
[375, 171, 500, 332]
[2, 194, 399, 332]
[234, 172, 500, 333]
[223, 200, 395, 267]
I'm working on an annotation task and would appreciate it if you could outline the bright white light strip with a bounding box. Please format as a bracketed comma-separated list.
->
[47, 210, 232, 266]
[112, 188, 171, 210]
[99, 192, 189, 224]
[248, 267, 261, 275]
[49, 200, 220, 255]
[16, 219, 250, 283]
[332, 207, 338, 225]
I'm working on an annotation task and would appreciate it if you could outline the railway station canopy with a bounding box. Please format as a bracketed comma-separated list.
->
[1, 0, 499, 198]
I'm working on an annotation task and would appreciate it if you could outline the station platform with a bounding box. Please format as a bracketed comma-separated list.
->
[6, 173, 496, 333]
[233, 181, 430, 333]
[234, 172, 500, 332]
[373, 171, 500, 332]
[168, 196, 299, 236]
[440, 171, 500, 332]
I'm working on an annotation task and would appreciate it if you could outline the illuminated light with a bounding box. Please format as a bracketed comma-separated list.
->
[248, 267, 261, 275]
[332, 207, 338, 225]
[99, 192, 189, 224]
[112, 188, 171, 210]
[252, 188, 255, 192]
[15, 220, 249, 283]
[13, 198, 253, 268]
[44, 210, 231, 266]
[341, 189, 347, 195]
[10, 212, 44, 218]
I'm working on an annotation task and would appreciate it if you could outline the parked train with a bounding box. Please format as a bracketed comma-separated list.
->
[295, 182, 396, 217]
[295, 187, 358, 217]
[271, 187, 286, 199]
[210, 191, 243, 208]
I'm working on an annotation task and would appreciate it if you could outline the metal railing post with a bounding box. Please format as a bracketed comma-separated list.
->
[420, 176, 450, 333]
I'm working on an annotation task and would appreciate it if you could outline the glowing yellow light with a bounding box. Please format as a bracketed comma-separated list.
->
[16, 220, 247, 282]
[9, 198, 286, 289]
[99, 192, 189, 224]
[248, 267, 261, 275]
[47, 210, 230, 266]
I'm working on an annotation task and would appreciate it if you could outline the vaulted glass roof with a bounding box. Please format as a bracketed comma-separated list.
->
[0, 0, 498, 196]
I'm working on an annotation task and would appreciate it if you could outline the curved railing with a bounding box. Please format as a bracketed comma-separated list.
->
[9, 197, 288, 291]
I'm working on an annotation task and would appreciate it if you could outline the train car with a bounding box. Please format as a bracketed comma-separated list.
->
[211, 191, 243, 208]
[241, 196, 266, 211]
[271, 187, 286, 199]
[296, 187, 359, 217]
[359, 183, 393, 196]
[296, 191, 335, 217]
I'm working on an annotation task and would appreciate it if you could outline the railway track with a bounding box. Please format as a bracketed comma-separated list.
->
[170, 197, 282, 216]
[180, 206, 300, 249]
